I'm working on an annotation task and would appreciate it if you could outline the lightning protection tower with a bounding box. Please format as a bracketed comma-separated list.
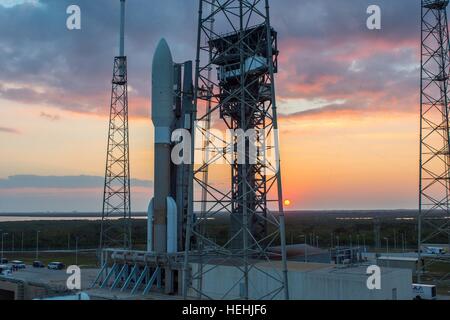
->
[100, 0, 132, 250]
[183, 0, 289, 300]
[419, 0, 450, 283]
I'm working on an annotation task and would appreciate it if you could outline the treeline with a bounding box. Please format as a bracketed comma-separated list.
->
[0, 214, 440, 252]
[0, 219, 147, 251]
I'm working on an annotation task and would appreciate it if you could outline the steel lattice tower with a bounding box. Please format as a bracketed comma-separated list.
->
[419, 0, 450, 283]
[100, 0, 132, 250]
[183, 0, 289, 300]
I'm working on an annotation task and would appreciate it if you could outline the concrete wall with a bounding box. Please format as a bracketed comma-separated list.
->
[285, 267, 412, 300]
[24, 284, 48, 300]
[0, 288, 15, 300]
[0, 280, 18, 300]
[0, 279, 49, 300]
[376, 258, 419, 273]
[189, 263, 412, 300]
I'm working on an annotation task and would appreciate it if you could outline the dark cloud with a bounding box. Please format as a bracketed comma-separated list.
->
[0, 174, 154, 212]
[0, 175, 152, 189]
[273, 0, 420, 117]
[40, 111, 60, 121]
[0, 0, 197, 116]
[272, 0, 419, 42]
[279, 102, 362, 119]
[0, 0, 420, 118]
[0, 126, 20, 134]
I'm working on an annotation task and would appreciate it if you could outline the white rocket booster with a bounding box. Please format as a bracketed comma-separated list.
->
[148, 39, 178, 254]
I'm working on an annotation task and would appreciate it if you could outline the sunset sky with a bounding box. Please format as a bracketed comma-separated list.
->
[0, 0, 421, 212]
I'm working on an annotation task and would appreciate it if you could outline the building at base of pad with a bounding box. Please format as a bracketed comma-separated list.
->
[189, 261, 412, 300]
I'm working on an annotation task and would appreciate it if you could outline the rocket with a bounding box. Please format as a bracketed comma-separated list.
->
[148, 39, 178, 254]
[147, 38, 193, 295]
[148, 38, 193, 256]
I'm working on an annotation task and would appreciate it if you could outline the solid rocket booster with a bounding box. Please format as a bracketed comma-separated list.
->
[148, 38, 177, 254]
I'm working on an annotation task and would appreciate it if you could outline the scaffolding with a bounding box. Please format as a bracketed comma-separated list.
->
[183, 0, 289, 300]
[100, 0, 132, 250]
[419, 0, 450, 283]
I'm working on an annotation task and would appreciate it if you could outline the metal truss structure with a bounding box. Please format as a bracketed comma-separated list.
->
[183, 0, 289, 300]
[419, 0, 450, 283]
[100, 0, 132, 250]
[91, 249, 185, 297]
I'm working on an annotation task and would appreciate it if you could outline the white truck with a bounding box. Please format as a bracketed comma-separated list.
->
[412, 284, 437, 300]
[424, 246, 446, 255]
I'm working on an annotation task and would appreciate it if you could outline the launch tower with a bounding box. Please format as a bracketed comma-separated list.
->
[183, 0, 289, 300]
[419, 0, 450, 283]
[100, 0, 132, 249]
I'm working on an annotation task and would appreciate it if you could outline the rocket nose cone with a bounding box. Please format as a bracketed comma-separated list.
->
[152, 38, 175, 128]
[153, 38, 173, 69]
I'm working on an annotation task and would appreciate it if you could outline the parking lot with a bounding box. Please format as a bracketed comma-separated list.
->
[0, 263, 100, 291]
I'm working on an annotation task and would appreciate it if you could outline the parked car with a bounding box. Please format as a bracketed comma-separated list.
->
[0, 258, 8, 264]
[0, 264, 12, 276]
[33, 261, 45, 268]
[424, 246, 446, 255]
[48, 262, 65, 270]
[11, 260, 26, 270]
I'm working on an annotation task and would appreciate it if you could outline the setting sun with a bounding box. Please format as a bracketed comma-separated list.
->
[284, 199, 291, 207]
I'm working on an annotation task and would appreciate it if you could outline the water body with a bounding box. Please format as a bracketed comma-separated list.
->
[0, 216, 102, 222]
[0, 213, 147, 223]
[0, 210, 426, 223]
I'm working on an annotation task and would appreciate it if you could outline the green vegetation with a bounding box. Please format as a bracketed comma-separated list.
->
[0, 211, 448, 295]
[0, 219, 148, 252]
[285, 213, 419, 250]
[0, 211, 426, 253]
